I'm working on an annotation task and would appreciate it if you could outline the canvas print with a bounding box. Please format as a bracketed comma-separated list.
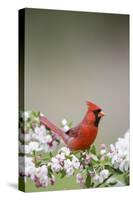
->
[19, 8, 129, 192]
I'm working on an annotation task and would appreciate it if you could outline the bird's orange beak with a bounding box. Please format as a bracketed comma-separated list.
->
[98, 111, 105, 118]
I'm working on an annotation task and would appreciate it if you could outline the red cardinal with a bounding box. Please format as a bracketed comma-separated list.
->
[40, 101, 104, 150]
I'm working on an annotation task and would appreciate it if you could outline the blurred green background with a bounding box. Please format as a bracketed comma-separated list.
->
[22, 8, 129, 192]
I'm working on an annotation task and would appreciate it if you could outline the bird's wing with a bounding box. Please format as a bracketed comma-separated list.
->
[65, 123, 81, 137]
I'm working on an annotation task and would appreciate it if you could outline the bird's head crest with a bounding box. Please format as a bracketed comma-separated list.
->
[86, 101, 102, 111]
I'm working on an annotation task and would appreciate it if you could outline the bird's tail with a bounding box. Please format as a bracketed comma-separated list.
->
[40, 116, 68, 144]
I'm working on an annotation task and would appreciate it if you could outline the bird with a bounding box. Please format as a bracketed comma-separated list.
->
[40, 101, 104, 150]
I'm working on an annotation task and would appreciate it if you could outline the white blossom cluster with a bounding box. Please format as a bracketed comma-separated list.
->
[76, 155, 110, 185]
[19, 111, 61, 154]
[19, 111, 62, 187]
[19, 147, 80, 187]
[92, 169, 109, 185]
[19, 112, 129, 188]
[19, 125, 60, 154]
[76, 131, 129, 186]
[108, 130, 129, 172]
[19, 156, 35, 177]
[30, 165, 55, 187]
[19, 156, 55, 187]
[49, 147, 80, 176]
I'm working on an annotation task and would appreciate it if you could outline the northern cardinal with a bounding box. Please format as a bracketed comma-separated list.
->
[40, 101, 104, 150]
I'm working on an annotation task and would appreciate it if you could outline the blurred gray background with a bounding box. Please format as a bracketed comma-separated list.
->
[24, 9, 129, 147]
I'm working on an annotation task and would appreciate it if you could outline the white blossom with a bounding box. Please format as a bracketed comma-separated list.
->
[64, 156, 80, 176]
[63, 159, 75, 176]
[109, 144, 115, 153]
[19, 156, 35, 177]
[76, 173, 85, 184]
[100, 169, 109, 179]
[25, 142, 42, 154]
[25, 156, 36, 177]
[30, 165, 49, 187]
[50, 157, 62, 172]
[21, 111, 30, 121]
[19, 131, 32, 143]
[71, 155, 80, 169]
[100, 144, 106, 155]
[93, 174, 103, 184]
[32, 126, 46, 142]
[63, 125, 70, 132]
[31, 125, 60, 152]
[59, 147, 71, 156]
[45, 135, 52, 143]
[119, 159, 129, 172]
[61, 119, 68, 126]
[56, 153, 65, 161]
[100, 149, 106, 155]
[108, 130, 129, 172]
[85, 154, 92, 164]
[64, 159, 72, 170]
[35, 125, 46, 135]
[25, 133, 32, 142]
[66, 167, 74, 176]
[115, 133, 129, 157]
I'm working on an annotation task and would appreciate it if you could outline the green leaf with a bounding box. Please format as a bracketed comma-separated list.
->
[85, 175, 91, 188]
[32, 150, 36, 156]
[68, 121, 73, 128]
[60, 170, 66, 179]
[87, 164, 94, 172]
[124, 173, 129, 185]
[108, 181, 117, 186]
[90, 145, 97, 155]
[36, 160, 42, 167]
[91, 154, 98, 161]
[48, 166, 53, 178]
[32, 111, 40, 117]
[100, 157, 112, 168]
[49, 152, 53, 158]
[115, 172, 129, 185]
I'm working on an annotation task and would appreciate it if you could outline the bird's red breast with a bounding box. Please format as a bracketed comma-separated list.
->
[67, 125, 98, 150]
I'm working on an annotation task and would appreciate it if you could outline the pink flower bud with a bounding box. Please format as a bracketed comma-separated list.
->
[101, 144, 106, 149]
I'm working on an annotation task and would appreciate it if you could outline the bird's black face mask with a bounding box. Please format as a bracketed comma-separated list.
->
[93, 109, 102, 127]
